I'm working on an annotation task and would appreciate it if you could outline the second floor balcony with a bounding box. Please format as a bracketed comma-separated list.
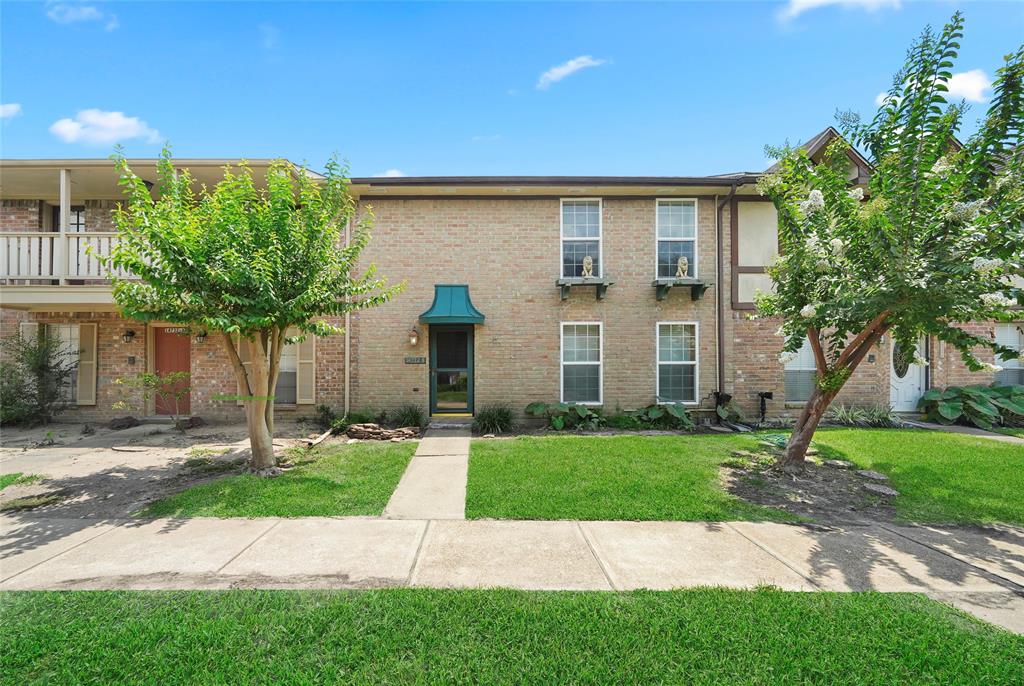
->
[2, 231, 130, 283]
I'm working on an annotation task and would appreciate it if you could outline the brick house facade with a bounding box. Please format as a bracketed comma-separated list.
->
[2, 138, 1019, 424]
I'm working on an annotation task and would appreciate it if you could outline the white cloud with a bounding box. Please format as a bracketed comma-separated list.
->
[259, 23, 280, 50]
[0, 103, 22, 120]
[46, 3, 118, 31]
[945, 69, 991, 103]
[536, 55, 607, 90]
[874, 69, 992, 107]
[374, 169, 406, 178]
[49, 109, 160, 145]
[779, 0, 901, 21]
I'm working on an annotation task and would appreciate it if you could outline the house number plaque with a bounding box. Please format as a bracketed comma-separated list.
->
[404, 356, 426, 364]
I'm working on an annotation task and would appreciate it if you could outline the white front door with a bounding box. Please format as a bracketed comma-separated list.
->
[890, 337, 927, 412]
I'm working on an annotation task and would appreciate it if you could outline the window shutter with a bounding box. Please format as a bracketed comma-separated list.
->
[76, 323, 97, 406]
[19, 322, 40, 342]
[296, 332, 315, 405]
[236, 334, 252, 406]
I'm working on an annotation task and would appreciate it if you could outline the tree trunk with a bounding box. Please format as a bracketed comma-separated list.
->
[245, 398, 277, 473]
[779, 386, 837, 471]
[221, 332, 279, 476]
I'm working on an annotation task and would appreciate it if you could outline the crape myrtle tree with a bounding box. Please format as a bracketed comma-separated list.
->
[107, 150, 399, 475]
[756, 12, 1024, 470]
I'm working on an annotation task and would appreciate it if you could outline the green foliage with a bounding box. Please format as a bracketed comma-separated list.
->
[633, 404, 696, 431]
[315, 404, 337, 431]
[715, 400, 745, 424]
[330, 409, 379, 434]
[918, 384, 1024, 430]
[525, 402, 605, 431]
[604, 413, 644, 430]
[107, 149, 400, 341]
[113, 371, 191, 430]
[0, 333, 78, 426]
[757, 13, 1023, 459]
[388, 404, 426, 429]
[472, 405, 517, 434]
[824, 404, 905, 428]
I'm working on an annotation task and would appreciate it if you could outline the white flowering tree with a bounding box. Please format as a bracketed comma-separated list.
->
[757, 12, 1024, 470]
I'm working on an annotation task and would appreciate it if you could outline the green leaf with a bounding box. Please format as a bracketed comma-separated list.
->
[937, 401, 963, 421]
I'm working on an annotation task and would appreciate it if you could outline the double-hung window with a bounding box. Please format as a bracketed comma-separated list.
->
[561, 322, 602, 404]
[18, 322, 97, 406]
[784, 338, 817, 403]
[995, 323, 1024, 385]
[656, 199, 697, 278]
[275, 342, 299, 405]
[656, 322, 698, 404]
[561, 199, 601, 278]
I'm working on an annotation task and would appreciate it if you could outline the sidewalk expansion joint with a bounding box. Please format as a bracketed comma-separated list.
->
[215, 519, 282, 574]
[0, 519, 126, 584]
[723, 522, 823, 590]
[576, 522, 618, 591]
[877, 523, 1024, 593]
[405, 520, 432, 586]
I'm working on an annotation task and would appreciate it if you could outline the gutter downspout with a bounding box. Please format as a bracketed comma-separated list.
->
[344, 217, 352, 417]
[716, 182, 739, 398]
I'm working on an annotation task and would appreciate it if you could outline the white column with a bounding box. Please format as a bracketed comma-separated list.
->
[57, 168, 71, 283]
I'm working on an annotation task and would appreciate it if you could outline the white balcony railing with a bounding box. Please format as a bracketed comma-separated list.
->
[1, 232, 131, 282]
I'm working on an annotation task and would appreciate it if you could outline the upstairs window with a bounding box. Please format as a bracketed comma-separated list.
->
[561, 322, 602, 404]
[784, 338, 817, 403]
[50, 205, 85, 232]
[656, 322, 698, 404]
[656, 200, 697, 278]
[561, 199, 601, 278]
[995, 323, 1023, 386]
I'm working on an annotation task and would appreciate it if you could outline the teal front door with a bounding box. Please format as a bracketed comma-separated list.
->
[430, 325, 474, 415]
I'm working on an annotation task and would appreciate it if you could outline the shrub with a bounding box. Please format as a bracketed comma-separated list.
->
[388, 404, 426, 429]
[633, 404, 696, 431]
[525, 402, 605, 431]
[472, 405, 517, 434]
[824, 404, 904, 428]
[918, 384, 1024, 431]
[0, 332, 78, 426]
[605, 413, 643, 430]
[0, 361, 32, 425]
[113, 371, 192, 431]
[315, 404, 337, 431]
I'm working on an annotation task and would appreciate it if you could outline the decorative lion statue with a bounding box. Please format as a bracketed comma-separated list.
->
[581, 255, 594, 278]
[676, 256, 689, 278]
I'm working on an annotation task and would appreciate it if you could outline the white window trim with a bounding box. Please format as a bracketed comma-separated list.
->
[560, 321, 603, 405]
[655, 198, 698, 279]
[655, 321, 699, 405]
[560, 198, 603, 279]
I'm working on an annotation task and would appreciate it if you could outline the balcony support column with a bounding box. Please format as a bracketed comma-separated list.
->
[56, 168, 71, 284]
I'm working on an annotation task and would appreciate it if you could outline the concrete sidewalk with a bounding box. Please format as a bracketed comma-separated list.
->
[2, 515, 1022, 633]
[383, 429, 469, 519]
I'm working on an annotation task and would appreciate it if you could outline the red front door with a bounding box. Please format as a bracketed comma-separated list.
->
[153, 327, 191, 416]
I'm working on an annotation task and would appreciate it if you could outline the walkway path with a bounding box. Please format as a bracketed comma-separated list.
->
[383, 429, 470, 520]
[905, 420, 1024, 445]
[2, 515, 1022, 633]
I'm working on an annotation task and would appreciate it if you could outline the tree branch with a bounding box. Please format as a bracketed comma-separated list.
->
[807, 326, 828, 374]
[836, 310, 891, 367]
[221, 332, 252, 397]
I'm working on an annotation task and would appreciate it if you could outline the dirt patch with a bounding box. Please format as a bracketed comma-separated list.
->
[0, 420, 318, 519]
[721, 437, 898, 524]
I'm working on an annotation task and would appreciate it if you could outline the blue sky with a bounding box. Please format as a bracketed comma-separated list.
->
[1, 1, 1022, 176]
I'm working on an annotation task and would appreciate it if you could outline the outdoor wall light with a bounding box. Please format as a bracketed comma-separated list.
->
[408, 327, 419, 346]
[195, 330, 207, 344]
[122, 330, 136, 344]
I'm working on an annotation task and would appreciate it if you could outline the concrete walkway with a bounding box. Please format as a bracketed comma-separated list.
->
[2, 515, 1022, 633]
[382, 429, 469, 520]
[905, 420, 1024, 445]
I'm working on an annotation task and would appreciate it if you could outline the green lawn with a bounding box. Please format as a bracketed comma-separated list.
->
[812, 429, 1024, 526]
[996, 427, 1024, 438]
[467, 434, 796, 521]
[2, 589, 1020, 685]
[141, 442, 415, 518]
[0, 473, 42, 490]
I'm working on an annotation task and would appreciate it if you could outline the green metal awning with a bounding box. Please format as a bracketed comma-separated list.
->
[418, 284, 485, 325]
